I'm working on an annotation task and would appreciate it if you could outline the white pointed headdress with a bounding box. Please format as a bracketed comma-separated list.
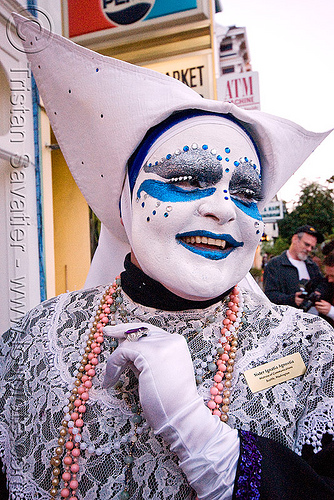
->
[13, 14, 331, 287]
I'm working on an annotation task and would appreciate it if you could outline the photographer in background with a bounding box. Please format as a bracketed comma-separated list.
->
[263, 225, 323, 309]
[315, 253, 334, 326]
[322, 239, 334, 258]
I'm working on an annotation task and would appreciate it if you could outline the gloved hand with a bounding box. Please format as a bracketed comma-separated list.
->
[103, 323, 239, 500]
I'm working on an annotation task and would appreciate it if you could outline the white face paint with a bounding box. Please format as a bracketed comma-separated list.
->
[130, 117, 264, 300]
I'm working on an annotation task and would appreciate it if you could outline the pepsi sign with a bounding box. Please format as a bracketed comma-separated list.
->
[102, 0, 155, 26]
[65, 0, 203, 39]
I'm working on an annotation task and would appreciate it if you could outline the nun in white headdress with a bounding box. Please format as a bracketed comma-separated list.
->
[0, 13, 333, 500]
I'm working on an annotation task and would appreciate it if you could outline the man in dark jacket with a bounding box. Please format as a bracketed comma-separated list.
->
[315, 253, 334, 326]
[263, 225, 323, 307]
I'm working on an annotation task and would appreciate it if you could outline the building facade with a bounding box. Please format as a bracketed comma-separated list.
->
[0, 0, 263, 330]
[0, 0, 41, 331]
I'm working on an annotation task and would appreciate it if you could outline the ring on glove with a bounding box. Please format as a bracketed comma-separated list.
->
[124, 327, 149, 342]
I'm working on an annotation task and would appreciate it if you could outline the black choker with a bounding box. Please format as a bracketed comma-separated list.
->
[121, 254, 231, 311]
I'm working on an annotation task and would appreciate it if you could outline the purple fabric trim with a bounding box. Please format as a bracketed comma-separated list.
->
[235, 430, 262, 500]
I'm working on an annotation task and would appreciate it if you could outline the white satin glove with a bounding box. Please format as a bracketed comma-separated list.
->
[103, 323, 239, 500]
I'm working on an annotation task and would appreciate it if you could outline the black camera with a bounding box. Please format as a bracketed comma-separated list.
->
[298, 279, 329, 312]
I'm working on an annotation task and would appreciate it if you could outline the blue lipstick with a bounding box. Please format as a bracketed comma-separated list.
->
[176, 231, 244, 260]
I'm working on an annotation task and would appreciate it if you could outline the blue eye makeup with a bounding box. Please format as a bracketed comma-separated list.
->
[229, 162, 262, 200]
[229, 161, 262, 219]
[231, 198, 262, 220]
[137, 180, 215, 203]
[137, 143, 263, 219]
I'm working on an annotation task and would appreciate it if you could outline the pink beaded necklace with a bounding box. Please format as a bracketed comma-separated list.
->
[50, 279, 241, 499]
[50, 280, 118, 500]
[207, 286, 241, 422]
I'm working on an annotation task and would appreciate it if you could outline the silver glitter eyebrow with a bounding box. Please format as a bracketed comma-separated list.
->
[143, 143, 225, 187]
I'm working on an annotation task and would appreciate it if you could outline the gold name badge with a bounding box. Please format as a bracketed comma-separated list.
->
[244, 353, 306, 393]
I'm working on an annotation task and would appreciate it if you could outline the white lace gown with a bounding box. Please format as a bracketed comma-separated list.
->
[0, 286, 333, 499]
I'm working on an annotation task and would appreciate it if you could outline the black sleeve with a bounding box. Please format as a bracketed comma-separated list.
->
[233, 431, 334, 500]
[309, 261, 324, 282]
[0, 459, 8, 499]
[263, 262, 296, 306]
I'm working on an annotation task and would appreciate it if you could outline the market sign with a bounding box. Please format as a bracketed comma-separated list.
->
[63, 0, 210, 39]
[145, 51, 214, 99]
[216, 71, 260, 110]
[260, 200, 284, 222]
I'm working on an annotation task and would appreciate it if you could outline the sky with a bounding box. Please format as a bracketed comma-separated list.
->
[216, 0, 334, 208]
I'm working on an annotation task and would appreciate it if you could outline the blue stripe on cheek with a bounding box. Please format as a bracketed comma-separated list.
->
[231, 197, 263, 220]
[137, 180, 216, 202]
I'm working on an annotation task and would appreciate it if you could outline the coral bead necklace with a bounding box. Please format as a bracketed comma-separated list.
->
[49, 279, 119, 500]
[50, 279, 242, 499]
[207, 286, 241, 422]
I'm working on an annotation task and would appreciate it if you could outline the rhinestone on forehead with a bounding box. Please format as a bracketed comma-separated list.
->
[234, 157, 261, 177]
[145, 143, 223, 168]
[143, 144, 260, 183]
